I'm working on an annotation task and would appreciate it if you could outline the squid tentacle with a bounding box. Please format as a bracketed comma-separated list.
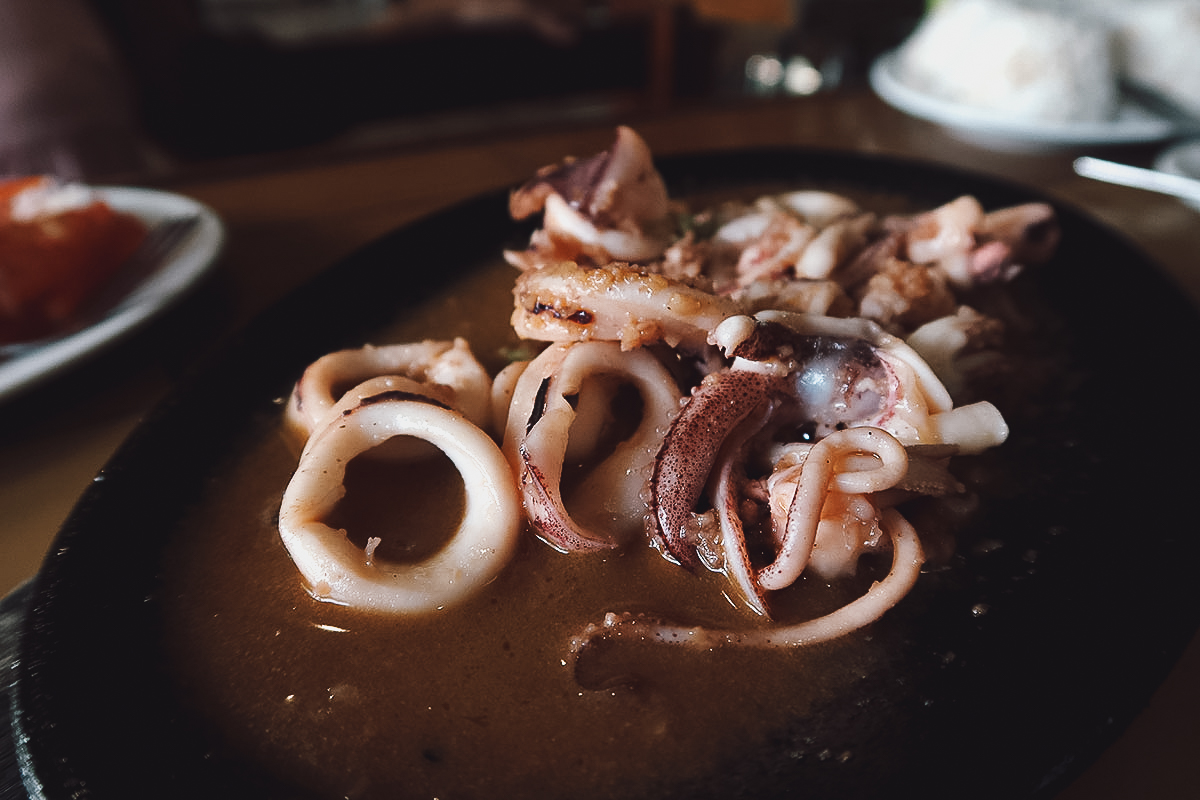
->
[570, 507, 926, 679]
[648, 369, 777, 567]
[708, 406, 778, 615]
[758, 427, 908, 592]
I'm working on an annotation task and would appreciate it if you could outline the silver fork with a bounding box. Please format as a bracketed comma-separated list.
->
[0, 214, 202, 359]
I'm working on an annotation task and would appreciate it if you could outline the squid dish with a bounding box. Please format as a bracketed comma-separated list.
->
[278, 127, 1059, 677]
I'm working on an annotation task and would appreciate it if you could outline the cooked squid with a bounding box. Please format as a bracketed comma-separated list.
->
[278, 395, 521, 613]
[286, 338, 492, 442]
[502, 340, 682, 552]
[505, 126, 675, 268]
[511, 259, 742, 351]
[571, 507, 925, 682]
[276, 127, 1058, 671]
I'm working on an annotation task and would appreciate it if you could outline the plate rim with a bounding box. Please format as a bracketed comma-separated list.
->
[869, 50, 1179, 147]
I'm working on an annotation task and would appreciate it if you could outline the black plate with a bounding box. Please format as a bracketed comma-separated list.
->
[11, 148, 1200, 800]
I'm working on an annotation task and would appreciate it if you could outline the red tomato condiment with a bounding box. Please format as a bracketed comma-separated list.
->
[0, 176, 147, 345]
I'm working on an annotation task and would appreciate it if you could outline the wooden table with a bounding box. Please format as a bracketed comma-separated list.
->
[2, 88, 1197, 798]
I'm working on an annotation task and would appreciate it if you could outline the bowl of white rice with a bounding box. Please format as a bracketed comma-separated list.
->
[870, 0, 1193, 148]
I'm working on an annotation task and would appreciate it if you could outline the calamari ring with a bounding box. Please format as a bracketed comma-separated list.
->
[278, 397, 521, 614]
[298, 375, 451, 461]
[504, 340, 682, 552]
[285, 338, 492, 441]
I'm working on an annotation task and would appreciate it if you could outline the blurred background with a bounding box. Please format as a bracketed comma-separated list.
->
[1, 0, 926, 179]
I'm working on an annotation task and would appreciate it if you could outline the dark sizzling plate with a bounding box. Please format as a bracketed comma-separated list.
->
[10, 148, 1200, 800]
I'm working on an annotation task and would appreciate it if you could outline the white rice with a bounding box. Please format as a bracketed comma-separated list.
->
[895, 0, 1119, 124]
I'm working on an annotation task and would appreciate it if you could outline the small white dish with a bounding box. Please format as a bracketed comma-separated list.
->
[869, 51, 1181, 150]
[1154, 139, 1200, 212]
[0, 186, 225, 401]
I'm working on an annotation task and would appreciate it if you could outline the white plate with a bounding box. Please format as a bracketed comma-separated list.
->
[869, 51, 1181, 150]
[1154, 138, 1200, 211]
[0, 186, 225, 401]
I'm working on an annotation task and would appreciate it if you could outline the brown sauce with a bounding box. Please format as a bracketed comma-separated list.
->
[158, 256, 922, 799]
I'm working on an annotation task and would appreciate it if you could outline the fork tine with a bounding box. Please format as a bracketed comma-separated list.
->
[126, 216, 200, 270]
[105, 215, 201, 294]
